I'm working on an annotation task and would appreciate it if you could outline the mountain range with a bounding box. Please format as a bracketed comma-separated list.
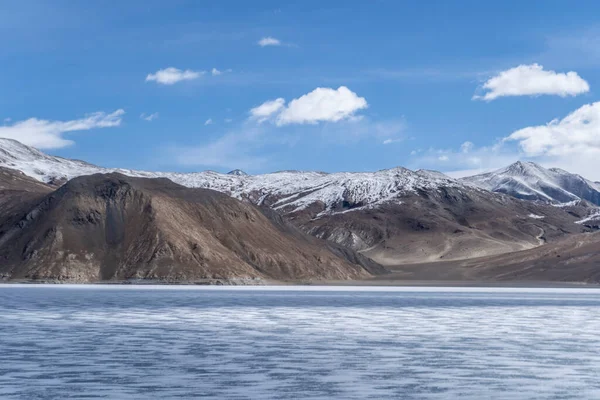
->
[0, 168, 382, 283]
[1, 138, 600, 283]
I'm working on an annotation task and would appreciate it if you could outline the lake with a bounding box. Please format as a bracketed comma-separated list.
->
[0, 285, 599, 399]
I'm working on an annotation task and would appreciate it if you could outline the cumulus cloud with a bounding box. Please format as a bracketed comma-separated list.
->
[258, 37, 281, 47]
[505, 102, 600, 158]
[249, 98, 286, 122]
[412, 102, 600, 180]
[211, 68, 222, 76]
[277, 87, 368, 125]
[204, 118, 213, 126]
[146, 67, 204, 85]
[140, 112, 159, 122]
[474, 64, 590, 101]
[250, 87, 368, 126]
[0, 109, 125, 149]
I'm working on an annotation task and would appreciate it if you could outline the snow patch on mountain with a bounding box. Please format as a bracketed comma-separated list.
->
[553, 200, 581, 208]
[528, 214, 545, 220]
[0, 139, 464, 217]
[462, 161, 600, 205]
[575, 211, 600, 225]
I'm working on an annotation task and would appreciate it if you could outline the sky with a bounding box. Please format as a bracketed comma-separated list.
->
[2, 0, 600, 179]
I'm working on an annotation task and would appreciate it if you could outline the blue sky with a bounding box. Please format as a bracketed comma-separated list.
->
[2, 0, 600, 178]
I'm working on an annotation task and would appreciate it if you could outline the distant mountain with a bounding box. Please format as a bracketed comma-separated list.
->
[0, 138, 486, 216]
[462, 161, 600, 205]
[0, 139, 594, 265]
[227, 169, 248, 176]
[0, 172, 382, 283]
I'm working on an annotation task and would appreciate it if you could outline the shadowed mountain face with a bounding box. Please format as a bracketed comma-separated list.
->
[0, 167, 54, 228]
[0, 173, 384, 283]
[462, 161, 600, 205]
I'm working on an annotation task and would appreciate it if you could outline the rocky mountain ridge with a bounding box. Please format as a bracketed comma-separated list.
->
[0, 138, 467, 217]
[0, 171, 384, 283]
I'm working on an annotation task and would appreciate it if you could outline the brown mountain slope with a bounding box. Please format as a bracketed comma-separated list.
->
[299, 187, 594, 265]
[0, 174, 384, 283]
[0, 167, 54, 227]
[382, 232, 600, 283]
[0, 167, 53, 193]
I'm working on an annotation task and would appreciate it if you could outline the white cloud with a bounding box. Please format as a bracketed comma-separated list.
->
[167, 88, 390, 172]
[474, 64, 590, 101]
[204, 118, 213, 126]
[506, 101, 600, 158]
[250, 87, 368, 126]
[383, 138, 403, 145]
[249, 98, 286, 123]
[146, 67, 204, 85]
[211, 68, 222, 76]
[277, 87, 368, 125]
[258, 37, 281, 47]
[412, 102, 600, 180]
[140, 112, 159, 122]
[0, 109, 125, 149]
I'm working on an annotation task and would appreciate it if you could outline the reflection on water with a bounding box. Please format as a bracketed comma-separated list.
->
[0, 285, 599, 399]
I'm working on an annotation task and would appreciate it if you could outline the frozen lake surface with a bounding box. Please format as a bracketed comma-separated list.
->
[1, 285, 599, 399]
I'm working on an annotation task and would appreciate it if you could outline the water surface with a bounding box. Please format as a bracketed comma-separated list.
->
[1, 285, 599, 399]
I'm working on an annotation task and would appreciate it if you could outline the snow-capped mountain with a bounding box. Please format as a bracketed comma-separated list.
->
[462, 161, 600, 205]
[0, 139, 593, 265]
[0, 138, 464, 217]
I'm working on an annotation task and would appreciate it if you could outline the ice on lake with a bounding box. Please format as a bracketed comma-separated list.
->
[0, 285, 599, 399]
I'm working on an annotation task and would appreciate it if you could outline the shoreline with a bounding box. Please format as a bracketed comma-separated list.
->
[1, 278, 599, 289]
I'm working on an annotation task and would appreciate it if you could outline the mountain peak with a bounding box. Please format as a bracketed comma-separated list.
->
[503, 161, 544, 175]
[227, 169, 248, 176]
[463, 161, 600, 205]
